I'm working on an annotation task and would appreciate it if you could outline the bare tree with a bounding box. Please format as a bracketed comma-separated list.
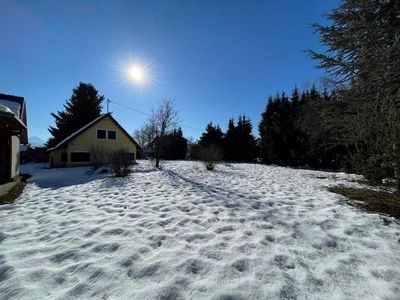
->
[132, 123, 155, 159]
[132, 128, 145, 149]
[197, 144, 224, 171]
[137, 99, 180, 169]
[132, 124, 153, 149]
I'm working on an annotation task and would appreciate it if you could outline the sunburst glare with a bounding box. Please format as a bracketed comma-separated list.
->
[107, 49, 162, 98]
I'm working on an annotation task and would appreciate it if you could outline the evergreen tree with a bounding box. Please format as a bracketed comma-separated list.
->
[258, 93, 296, 165]
[308, 0, 400, 98]
[258, 85, 347, 168]
[163, 127, 187, 160]
[259, 96, 275, 164]
[223, 118, 237, 161]
[198, 122, 224, 147]
[298, 86, 348, 169]
[307, 0, 400, 180]
[46, 82, 104, 148]
[192, 122, 224, 161]
[289, 85, 306, 165]
[235, 115, 257, 162]
[221, 116, 257, 162]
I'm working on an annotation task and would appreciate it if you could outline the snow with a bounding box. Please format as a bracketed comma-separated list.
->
[1, 161, 400, 300]
[0, 100, 20, 117]
[0, 104, 13, 114]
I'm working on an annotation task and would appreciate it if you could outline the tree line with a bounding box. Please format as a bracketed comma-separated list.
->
[45, 0, 400, 190]
[192, 115, 257, 163]
[305, 0, 400, 191]
[258, 85, 347, 169]
[194, 0, 400, 193]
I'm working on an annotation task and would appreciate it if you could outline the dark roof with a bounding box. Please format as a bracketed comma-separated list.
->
[0, 93, 28, 143]
[47, 113, 142, 152]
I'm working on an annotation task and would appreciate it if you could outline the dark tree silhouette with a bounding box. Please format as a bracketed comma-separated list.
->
[198, 122, 224, 148]
[46, 82, 104, 148]
[229, 115, 257, 162]
[163, 127, 187, 160]
[307, 0, 400, 182]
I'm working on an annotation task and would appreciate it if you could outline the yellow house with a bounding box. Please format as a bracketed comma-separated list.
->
[47, 113, 141, 168]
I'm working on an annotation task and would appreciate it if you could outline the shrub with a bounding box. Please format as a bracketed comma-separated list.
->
[88, 144, 134, 176]
[197, 144, 224, 170]
[88, 143, 107, 170]
[106, 149, 134, 177]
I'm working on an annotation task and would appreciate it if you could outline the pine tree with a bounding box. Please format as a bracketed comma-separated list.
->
[307, 0, 400, 179]
[298, 86, 347, 169]
[259, 95, 286, 165]
[198, 122, 224, 147]
[236, 115, 257, 162]
[289, 85, 306, 166]
[308, 0, 400, 98]
[46, 82, 104, 148]
[163, 127, 187, 160]
[259, 92, 298, 166]
[223, 118, 237, 161]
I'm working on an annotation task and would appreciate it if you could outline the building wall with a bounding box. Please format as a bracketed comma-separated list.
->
[11, 135, 20, 179]
[49, 116, 137, 167]
[0, 133, 9, 183]
[50, 148, 67, 167]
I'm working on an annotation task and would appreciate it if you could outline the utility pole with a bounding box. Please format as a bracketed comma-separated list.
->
[107, 99, 110, 113]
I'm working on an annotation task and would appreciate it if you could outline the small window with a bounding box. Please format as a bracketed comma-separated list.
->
[61, 153, 68, 162]
[108, 130, 116, 140]
[71, 152, 91, 162]
[97, 129, 106, 139]
[122, 152, 135, 161]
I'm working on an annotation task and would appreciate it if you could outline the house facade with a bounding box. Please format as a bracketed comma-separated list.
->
[47, 113, 141, 168]
[0, 94, 28, 183]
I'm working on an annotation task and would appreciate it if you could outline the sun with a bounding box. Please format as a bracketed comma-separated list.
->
[108, 50, 160, 94]
[130, 67, 143, 80]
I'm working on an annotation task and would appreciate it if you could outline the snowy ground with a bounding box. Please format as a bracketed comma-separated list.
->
[1, 161, 400, 300]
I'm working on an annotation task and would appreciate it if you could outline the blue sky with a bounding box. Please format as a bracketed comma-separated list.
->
[0, 0, 338, 143]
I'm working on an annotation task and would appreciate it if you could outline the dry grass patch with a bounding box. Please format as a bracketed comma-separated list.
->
[0, 174, 31, 205]
[330, 186, 400, 220]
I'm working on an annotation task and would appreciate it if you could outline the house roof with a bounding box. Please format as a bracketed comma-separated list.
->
[47, 113, 142, 152]
[0, 93, 28, 143]
[20, 144, 35, 152]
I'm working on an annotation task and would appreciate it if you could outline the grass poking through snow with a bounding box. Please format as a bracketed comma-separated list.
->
[0, 174, 31, 205]
[330, 185, 400, 220]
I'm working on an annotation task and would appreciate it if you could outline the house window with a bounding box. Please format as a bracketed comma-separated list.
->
[122, 152, 135, 161]
[71, 152, 91, 162]
[97, 129, 116, 140]
[108, 130, 116, 140]
[61, 153, 68, 162]
[97, 129, 106, 139]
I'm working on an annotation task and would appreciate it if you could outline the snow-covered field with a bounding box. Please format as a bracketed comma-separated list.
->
[1, 161, 400, 300]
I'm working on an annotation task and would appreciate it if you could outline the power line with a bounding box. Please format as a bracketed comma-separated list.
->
[108, 100, 203, 131]
[109, 100, 150, 116]
[180, 124, 203, 131]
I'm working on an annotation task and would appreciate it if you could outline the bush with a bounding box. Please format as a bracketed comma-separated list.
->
[197, 144, 224, 170]
[106, 149, 133, 177]
[89, 144, 107, 170]
[88, 144, 133, 176]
